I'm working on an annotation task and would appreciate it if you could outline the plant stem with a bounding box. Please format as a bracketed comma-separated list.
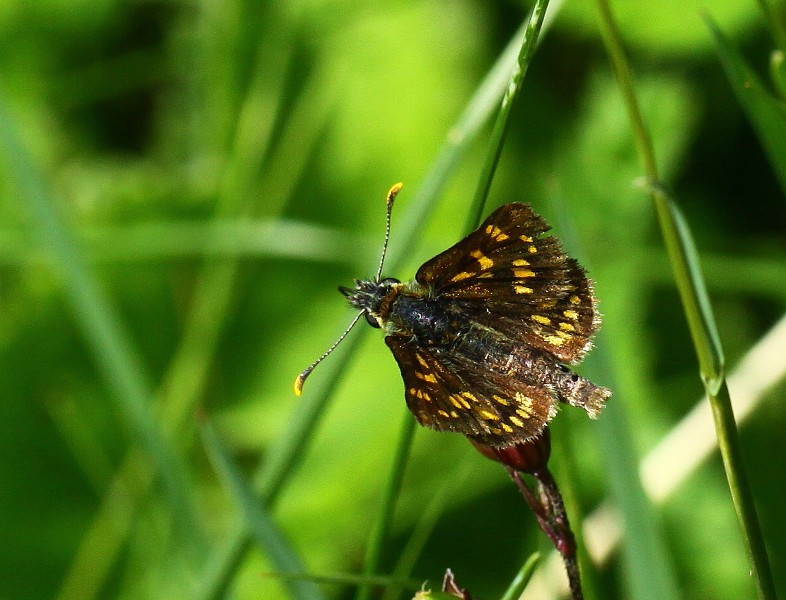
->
[595, 1, 777, 598]
[464, 0, 551, 234]
[355, 414, 416, 600]
[709, 382, 778, 600]
[754, 0, 786, 55]
[537, 468, 583, 600]
[507, 467, 583, 600]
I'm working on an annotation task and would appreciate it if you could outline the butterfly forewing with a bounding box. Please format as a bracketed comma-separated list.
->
[414, 204, 551, 291]
[386, 336, 558, 446]
[415, 203, 599, 363]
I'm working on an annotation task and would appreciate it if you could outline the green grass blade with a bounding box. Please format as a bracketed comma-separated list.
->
[771, 49, 786, 100]
[0, 220, 370, 272]
[387, 15, 540, 270]
[707, 16, 786, 197]
[381, 464, 474, 600]
[195, 330, 370, 600]
[355, 414, 417, 600]
[543, 173, 674, 599]
[591, 4, 691, 600]
[597, 2, 777, 599]
[530, 312, 786, 596]
[465, 0, 550, 233]
[0, 86, 205, 555]
[658, 197, 725, 391]
[56, 22, 296, 599]
[256, 571, 421, 591]
[498, 553, 540, 600]
[255, 331, 368, 503]
[199, 418, 326, 600]
[593, 373, 680, 600]
[708, 381, 778, 600]
[753, 0, 786, 54]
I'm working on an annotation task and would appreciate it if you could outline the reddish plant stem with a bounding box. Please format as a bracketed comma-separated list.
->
[507, 466, 583, 600]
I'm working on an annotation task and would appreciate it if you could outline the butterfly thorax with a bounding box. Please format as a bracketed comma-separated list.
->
[341, 278, 459, 344]
[384, 284, 461, 345]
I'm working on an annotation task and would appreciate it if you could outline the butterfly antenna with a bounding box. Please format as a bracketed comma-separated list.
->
[294, 182, 403, 396]
[374, 182, 403, 281]
[293, 310, 364, 396]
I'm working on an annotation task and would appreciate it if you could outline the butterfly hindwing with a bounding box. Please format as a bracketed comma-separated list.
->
[414, 203, 599, 364]
[386, 335, 559, 446]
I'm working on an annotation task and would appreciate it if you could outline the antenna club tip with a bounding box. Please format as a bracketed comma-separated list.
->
[293, 373, 305, 396]
[386, 182, 404, 206]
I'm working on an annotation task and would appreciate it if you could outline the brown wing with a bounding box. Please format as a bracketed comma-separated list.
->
[415, 203, 599, 364]
[386, 336, 559, 447]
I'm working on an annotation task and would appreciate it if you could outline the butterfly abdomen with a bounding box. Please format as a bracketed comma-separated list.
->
[449, 326, 609, 418]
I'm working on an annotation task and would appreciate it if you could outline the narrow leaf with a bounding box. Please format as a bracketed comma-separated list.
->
[199, 418, 326, 600]
[707, 16, 786, 196]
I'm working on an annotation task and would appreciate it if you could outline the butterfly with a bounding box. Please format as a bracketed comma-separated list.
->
[295, 184, 610, 448]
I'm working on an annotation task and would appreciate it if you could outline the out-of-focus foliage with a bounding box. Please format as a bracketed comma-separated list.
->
[0, 1, 784, 600]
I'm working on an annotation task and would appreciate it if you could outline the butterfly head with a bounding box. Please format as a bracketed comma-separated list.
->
[339, 277, 401, 328]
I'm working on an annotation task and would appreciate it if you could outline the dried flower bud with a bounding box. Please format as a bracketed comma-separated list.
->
[410, 569, 473, 600]
[442, 569, 473, 600]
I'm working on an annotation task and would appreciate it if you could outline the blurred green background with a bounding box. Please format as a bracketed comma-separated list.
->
[1, 1, 785, 599]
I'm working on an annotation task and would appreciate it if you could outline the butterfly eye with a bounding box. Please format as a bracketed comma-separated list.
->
[365, 312, 381, 328]
[379, 277, 400, 286]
